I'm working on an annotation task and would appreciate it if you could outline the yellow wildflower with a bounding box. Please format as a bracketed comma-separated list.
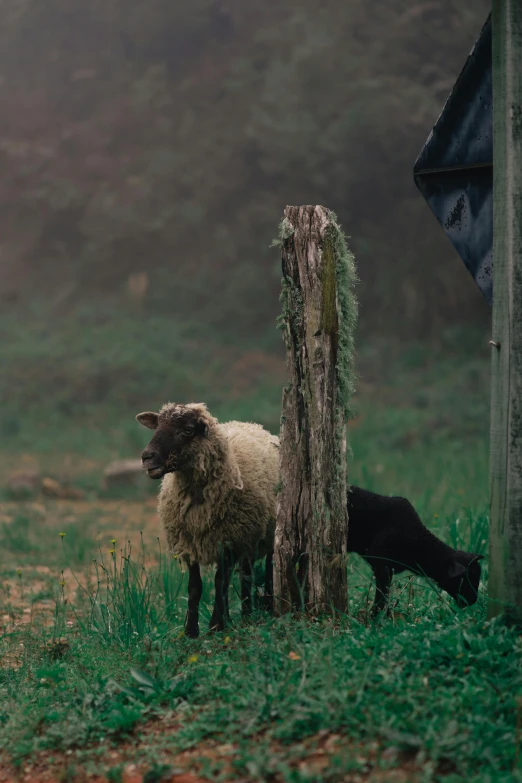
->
[110, 539, 116, 545]
[188, 654, 198, 663]
[108, 549, 115, 555]
[59, 532, 66, 538]
[224, 636, 231, 645]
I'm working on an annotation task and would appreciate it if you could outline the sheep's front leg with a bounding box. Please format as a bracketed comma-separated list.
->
[185, 561, 202, 639]
[209, 548, 234, 632]
[370, 561, 392, 618]
[240, 558, 253, 617]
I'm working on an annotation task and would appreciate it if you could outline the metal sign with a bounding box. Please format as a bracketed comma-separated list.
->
[414, 15, 492, 304]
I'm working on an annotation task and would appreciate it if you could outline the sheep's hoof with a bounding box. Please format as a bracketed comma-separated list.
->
[184, 620, 200, 639]
[208, 618, 225, 633]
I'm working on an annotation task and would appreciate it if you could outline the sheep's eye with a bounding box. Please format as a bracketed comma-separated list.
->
[184, 427, 194, 436]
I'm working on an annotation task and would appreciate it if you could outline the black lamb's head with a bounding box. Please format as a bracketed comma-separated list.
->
[136, 402, 209, 479]
[442, 552, 484, 608]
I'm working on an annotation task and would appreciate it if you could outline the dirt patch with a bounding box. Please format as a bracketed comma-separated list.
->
[0, 714, 425, 783]
[0, 497, 164, 643]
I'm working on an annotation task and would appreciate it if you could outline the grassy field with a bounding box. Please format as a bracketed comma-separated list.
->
[0, 319, 519, 783]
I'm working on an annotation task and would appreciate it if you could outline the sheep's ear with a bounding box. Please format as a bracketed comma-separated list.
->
[447, 560, 466, 579]
[196, 417, 208, 437]
[136, 411, 159, 430]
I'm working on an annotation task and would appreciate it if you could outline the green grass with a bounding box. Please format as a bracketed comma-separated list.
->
[0, 479, 508, 781]
[0, 537, 517, 781]
[1, 318, 515, 780]
[0, 299, 284, 460]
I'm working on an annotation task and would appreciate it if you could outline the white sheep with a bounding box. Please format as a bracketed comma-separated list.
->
[136, 402, 279, 637]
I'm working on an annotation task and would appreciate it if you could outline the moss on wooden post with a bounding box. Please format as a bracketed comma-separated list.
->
[273, 205, 357, 616]
[488, 2, 522, 622]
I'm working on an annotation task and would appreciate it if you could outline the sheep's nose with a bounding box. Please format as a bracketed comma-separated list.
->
[142, 449, 159, 466]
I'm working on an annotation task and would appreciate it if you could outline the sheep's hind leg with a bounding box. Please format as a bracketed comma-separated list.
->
[240, 559, 253, 618]
[185, 561, 202, 639]
[209, 548, 234, 632]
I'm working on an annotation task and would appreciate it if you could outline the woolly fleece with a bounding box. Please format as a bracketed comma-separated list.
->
[158, 403, 280, 565]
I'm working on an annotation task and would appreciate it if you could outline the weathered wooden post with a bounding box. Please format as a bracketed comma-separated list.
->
[488, 1, 522, 622]
[273, 205, 357, 616]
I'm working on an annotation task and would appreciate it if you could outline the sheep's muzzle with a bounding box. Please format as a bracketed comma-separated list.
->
[145, 464, 166, 479]
[141, 450, 170, 479]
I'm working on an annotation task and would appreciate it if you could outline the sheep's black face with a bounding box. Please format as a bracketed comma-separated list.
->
[442, 553, 483, 608]
[136, 406, 208, 479]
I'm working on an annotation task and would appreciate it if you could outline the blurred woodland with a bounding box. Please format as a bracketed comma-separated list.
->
[0, 0, 494, 451]
[0, 0, 490, 333]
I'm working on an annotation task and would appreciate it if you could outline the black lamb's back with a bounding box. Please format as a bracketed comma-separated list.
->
[347, 485, 454, 573]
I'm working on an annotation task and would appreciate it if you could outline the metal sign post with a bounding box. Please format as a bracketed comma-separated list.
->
[488, 1, 522, 622]
[415, 6, 522, 621]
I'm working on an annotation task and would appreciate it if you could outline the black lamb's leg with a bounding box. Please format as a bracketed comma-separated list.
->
[185, 561, 202, 639]
[370, 560, 393, 618]
[209, 548, 234, 632]
[261, 550, 274, 612]
[240, 558, 253, 617]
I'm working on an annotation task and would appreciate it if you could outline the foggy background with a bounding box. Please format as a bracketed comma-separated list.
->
[0, 0, 491, 484]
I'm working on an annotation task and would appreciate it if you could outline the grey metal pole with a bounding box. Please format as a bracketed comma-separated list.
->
[488, 0, 522, 621]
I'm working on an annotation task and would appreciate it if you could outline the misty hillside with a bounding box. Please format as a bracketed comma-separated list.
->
[0, 0, 489, 336]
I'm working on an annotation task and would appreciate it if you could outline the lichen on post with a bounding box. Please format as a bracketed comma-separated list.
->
[273, 205, 357, 616]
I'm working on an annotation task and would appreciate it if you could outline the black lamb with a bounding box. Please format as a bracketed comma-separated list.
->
[264, 486, 483, 617]
[347, 486, 483, 616]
